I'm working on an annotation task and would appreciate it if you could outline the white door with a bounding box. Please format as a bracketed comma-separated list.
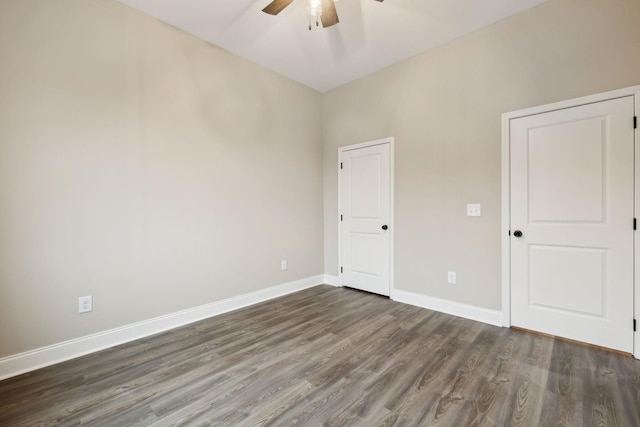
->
[510, 96, 635, 352]
[340, 142, 391, 296]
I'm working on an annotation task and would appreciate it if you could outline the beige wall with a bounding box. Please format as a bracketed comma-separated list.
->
[2, 0, 640, 361]
[0, 0, 323, 358]
[323, 0, 640, 310]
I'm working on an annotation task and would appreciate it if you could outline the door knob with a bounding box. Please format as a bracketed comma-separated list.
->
[513, 230, 523, 238]
[382, 225, 388, 230]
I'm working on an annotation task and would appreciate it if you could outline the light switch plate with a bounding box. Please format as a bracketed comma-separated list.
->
[78, 296, 92, 313]
[467, 204, 481, 217]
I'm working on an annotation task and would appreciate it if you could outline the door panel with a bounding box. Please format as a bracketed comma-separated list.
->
[351, 233, 381, 275]
[528, 244, 606, 316]
[510, 96, 634, 352]
[350, 155, 381, 218]
[528, 118, 605, 223]
[341, 143, 390, 296]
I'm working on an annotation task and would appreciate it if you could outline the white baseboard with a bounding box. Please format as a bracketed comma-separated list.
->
[0, 275, 325, 381]
[392, 289, 504, 327]
[322, 274, 341, 287]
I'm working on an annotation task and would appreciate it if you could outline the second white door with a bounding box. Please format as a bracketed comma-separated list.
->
[340, 142, 391, 296]
[510, 96, 635, 352]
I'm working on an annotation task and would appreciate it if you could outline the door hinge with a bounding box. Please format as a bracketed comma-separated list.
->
[508, 230, 511, 236]
[340, 266, 343, 274]
[340, 162, 343, 169]
[340, 214, 343, 221]
[634, 319, 637, 332]
[634, 218, 637, 230]
[634, 116, 637, 129]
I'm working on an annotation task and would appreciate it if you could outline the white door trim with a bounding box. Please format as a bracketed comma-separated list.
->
[338, 137, 395, 296]
[501, 85, 640, 359]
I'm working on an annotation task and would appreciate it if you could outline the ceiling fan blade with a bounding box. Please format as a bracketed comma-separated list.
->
[262, 0, 295, 15]
[320, 0, 339, 28]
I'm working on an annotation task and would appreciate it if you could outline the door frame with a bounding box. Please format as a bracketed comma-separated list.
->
[501, 85, 640, 358]
[338, 137, 395, 296]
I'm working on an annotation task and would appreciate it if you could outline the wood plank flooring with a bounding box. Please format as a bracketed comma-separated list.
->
[1, 285, 639, 426]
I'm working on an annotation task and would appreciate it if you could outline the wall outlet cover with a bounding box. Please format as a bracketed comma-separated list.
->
[447, 271, 457, 284]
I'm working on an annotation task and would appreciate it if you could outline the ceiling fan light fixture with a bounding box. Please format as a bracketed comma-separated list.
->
[309, 0, 323, 17]
[309, 0, 320, 30]
[263, 0, 379, 31]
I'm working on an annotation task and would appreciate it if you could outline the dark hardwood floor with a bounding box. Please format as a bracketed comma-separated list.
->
[1, 285, 639, 426]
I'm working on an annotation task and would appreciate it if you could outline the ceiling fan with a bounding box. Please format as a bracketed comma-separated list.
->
[262, 0, 384, 30]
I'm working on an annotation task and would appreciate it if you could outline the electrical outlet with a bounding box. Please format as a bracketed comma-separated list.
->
[78, 296, 92, 313]
[447, 272, 457, 284]
[281, 260, 288, 271]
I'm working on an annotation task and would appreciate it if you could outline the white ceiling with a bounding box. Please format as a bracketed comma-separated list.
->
[116, 0, 547, 93]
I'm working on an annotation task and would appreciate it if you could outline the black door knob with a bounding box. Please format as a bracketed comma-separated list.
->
[382, 225, 388, 230]
[513, 230, 523, 238]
